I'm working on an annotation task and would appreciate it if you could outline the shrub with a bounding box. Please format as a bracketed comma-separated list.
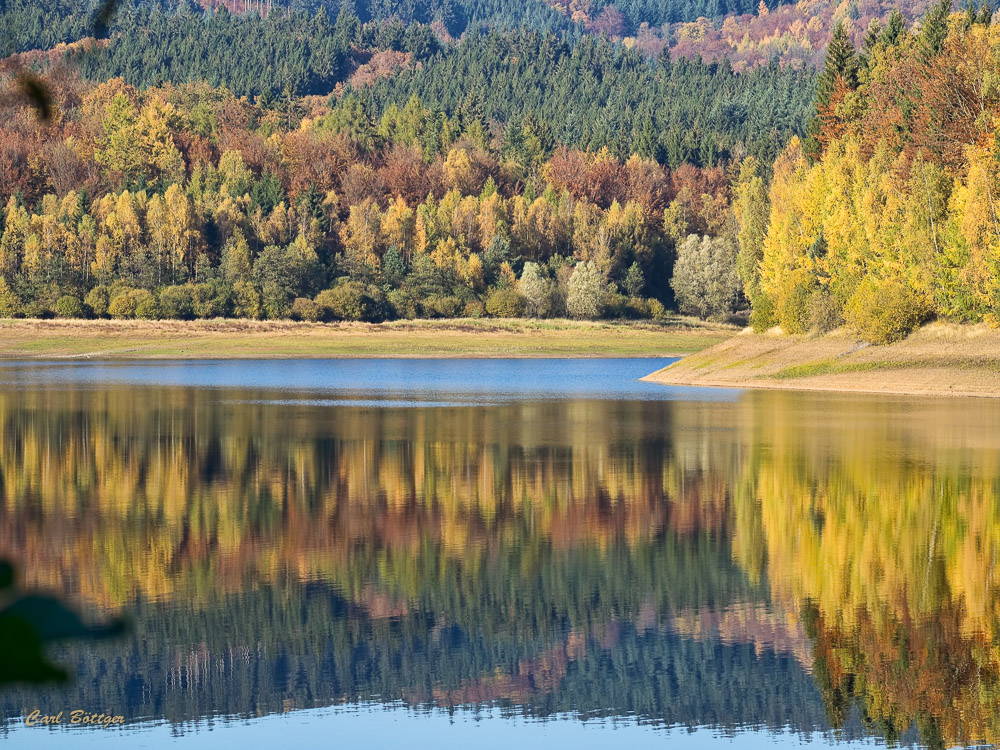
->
[54, 295, 85, 319]
[108, 289, 158, 319]
[84, 286, 110, 318]
[0, 279, 22, 318]
[21, 301, 47, 319]
[316, 282, 390, 322]
[806, 290, 843, 333]
[485, 287, 525, 318]
[602, 291, 628, 318]
[108, 289, 138, 319]
[462, 300, 485, 318]
[387, 289, 418, 319]
[134, 290, 160, 319]
[291, 297, 322, 322]
[231, 281, 262, 319]
[566, 261, 603, 319]
[362, 284, 390, 322]
[423, 295, 463, 318]
[774, 268, 815, 333]
[749, 290, 777, 332]
[316, 285, 363, 321]
[624, 296, 647, 318]
[648, 298, 668, 321]
[158, 285, 196, 320]
[845, 276, 932, 344]
[192, 282, 229, 319]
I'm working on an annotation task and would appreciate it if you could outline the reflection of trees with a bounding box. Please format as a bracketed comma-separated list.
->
[722, 391, 1000, 747]
[0, 389, 747, 609]
[12, 385, 1000, 742]
[0, 386, 827, 729]
[0, 578, 824, 731]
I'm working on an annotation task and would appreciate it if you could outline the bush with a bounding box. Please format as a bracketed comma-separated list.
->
[231, 281, 262, 319]
[748, 290, 776, 332]
[316, 282, 388, 322]
[84, 286, 110, 318]
[0, 279, 22, 318]
[291, 297, 322, 322]
[387, 289, 418, 319]
[108, 289, 138, 319]
[158, 285, 196, 320]
[485, 287, 525, 317]
[648, 298, 668, 321]
[54, 295, 85, 319]
[134, 290, 160, 319]
[774, 268, 815, 334]
[423, 295, 463, 318]
[844, 276, 932, 344]
[108, 289, 158, 319]
[462, 300, 485, 318]
[21, 301, 47, 319]
[602, 291, 628, 318]
[806, 290, 843, 333]
[192, 282, 229, 319]
[316, 285, 363, 321]
[625, 297, 651, 319]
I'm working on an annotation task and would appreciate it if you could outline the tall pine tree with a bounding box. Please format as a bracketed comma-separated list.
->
[804, 22, 858, 159]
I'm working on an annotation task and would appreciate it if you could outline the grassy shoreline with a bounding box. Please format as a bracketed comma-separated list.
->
[641, 322, 1000, 398]
[0, 318, 734, 359]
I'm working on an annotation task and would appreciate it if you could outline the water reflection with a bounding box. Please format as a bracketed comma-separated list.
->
[0, 373, 998, 748]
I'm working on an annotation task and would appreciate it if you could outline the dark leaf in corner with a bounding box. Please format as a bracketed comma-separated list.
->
[17, 74, 51, 122]
[91, 0, 121, 39]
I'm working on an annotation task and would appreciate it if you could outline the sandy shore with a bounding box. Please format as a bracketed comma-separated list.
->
[0, 318, 733, 359]
[642, 322, 1000, 398]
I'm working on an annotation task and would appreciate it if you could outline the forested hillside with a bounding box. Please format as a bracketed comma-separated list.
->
[0, 70, 746, 321]
[2, 0, 983, 328]
[0, 0, 818, 323]
[355, 30, 810, 165]
[736, 5, 1000, 343]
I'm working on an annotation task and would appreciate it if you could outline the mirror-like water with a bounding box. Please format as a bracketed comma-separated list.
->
[2, 359, 998, 748]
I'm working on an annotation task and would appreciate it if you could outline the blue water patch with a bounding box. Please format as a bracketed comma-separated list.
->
[0, 359, 741, 403]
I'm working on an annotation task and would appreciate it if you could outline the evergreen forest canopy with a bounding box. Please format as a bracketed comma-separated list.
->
[0, 0, 792, 56]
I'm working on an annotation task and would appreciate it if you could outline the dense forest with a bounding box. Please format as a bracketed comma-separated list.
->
[0, 0, 815, 323]
[737, 4, 1000, 342]
[4, 0, 995, 336]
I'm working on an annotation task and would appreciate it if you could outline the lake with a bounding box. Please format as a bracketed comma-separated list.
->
[2, 358, 998, 749]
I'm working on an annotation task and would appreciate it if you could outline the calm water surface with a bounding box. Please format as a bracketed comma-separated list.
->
[1, 358, 999, 748]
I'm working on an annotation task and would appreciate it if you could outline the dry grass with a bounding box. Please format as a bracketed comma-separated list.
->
[642, 321, 1000, 397]
[0, 317, 734, 359]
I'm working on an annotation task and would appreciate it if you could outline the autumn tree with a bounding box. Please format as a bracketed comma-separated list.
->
[671, 235, 742, 320]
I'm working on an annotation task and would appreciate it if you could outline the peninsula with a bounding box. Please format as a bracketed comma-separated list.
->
[643, 323, 1000, 398]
